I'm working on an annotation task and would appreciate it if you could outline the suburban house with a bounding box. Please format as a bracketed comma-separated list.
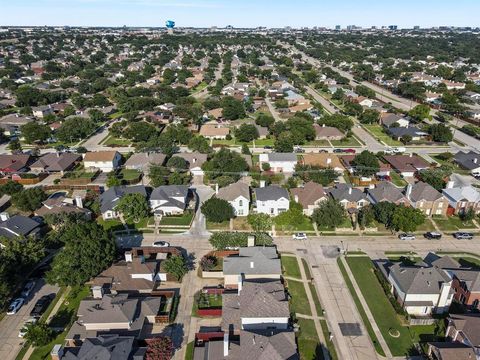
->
[454, 151, 480, 177]
[61, 335, 143, 360]
[83, 151, 122, 173]
[90, 251, 168, 294]
[291, 181, 328, 216]
[387, 126, 429, 142]
[328, 184, 370, 211]
[380, 113, 410, 128]
[32, 105, 53, 118]
[0, 154, 32, 173]
[172, 152, 208, 177]
[406, 182, 449, 216]
[356, 96, 373, 108]
[149, 185, 189, 217]
[35, 195, 91, 220]
[450, 268, 480, 310]
[254, 185, 290, 216]
[367, 181, 410, 206]
[199, 124, 230, 140]
[379, 256, 454, 316]
[223, 246, 282, 287]
[259, 153, 297, 173]
[0, 113, 34, 136]
[301, 153, 345, 173]
[442, 184, 480, 215]
[216, 181, 250, 217]
[0, 214, 43, 242]
[99, 185, 148, 220]
[428, 314, 480, 359]
[340, 155, 391, 180]
[313, 124, 345, 141]
[124, 152, 166, 172]
[30, 152, 81, 174]
[383, 155, 430, 178]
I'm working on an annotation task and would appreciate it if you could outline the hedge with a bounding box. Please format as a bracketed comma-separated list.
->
[209, 232, 273, 250]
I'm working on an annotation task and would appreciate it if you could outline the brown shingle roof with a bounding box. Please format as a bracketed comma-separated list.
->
[84, 151, 119, 162]
[291, 182, 326, 209]
[301, 153, 344, 170]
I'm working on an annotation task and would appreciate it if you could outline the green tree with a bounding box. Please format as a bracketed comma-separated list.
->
[163, 255, 188, 281]
[11, 187, 46, 212]
[24, 322, 54, 347]
[352, 150, 379, 177]
[202, 148, 249, 181]
[274, 202, 306, 231]
[221, 96, 245, 120]
[20, 122, 51, 144]
[166, 156, 188, 169]
[391, 206, 426, 232]
[56, 117, 95, 143]
[312, 198, 346, 229]
[0, 181, 23, 196]
[8, 139, 22, 153]
[356, 85, 376, 98]
[428, 123, 453, 143]
[247, 213, 273, 233]
[359, 109, 380, 124]
[149, 165, 170, 187]
[418, 170, 447, 191]
[256, 113, 275, 129]
[201, 197, 235, 223]
[408, 104, 431, 122]
[188, 136, 211, 153]
[115, 193, 149, 222]
[235, 124, 259, 142]
[274, 132, 294, 153]
[46, 222, 116, 286]
[372, 201, 397, 227]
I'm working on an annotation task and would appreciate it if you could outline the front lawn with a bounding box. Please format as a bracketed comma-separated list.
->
[297, 318, 322, 360]
[231, 217, 253, 231]
[97, 218, 125, 232]
[281, 255, 301, 279]
[103, 135, 131, 147]
[160, 211, 194, 226]
[331, 136, 362, 147]
[432, 216, 478, 232]
[275, 215, 315, 232]
[286, 279, 312, 316]
[363, 124, 402, 146]
[206, 220, 230, 230]
[415, 218, 436, 232]
[345, 257, 439, 356]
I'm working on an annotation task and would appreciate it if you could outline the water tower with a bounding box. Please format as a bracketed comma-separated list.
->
[166, 20, 175, 34]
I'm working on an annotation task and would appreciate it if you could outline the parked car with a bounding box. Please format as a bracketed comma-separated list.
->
[399, 233, 415, 241]
[21, 280, 36, 298]
[293, 147, 305, 153]
[292, 233, 308, 240]
[7, 298, 25, 315]
[152, 241, 170, 247]
[344, 148, 356, 154]
[263, 145, 273, 150]
[453, 232, 474, 240]
[18, 318, 37, 338]
[30, 294, 54, 318]
[333, 149, 344, 153]
[424, 232, 442, 240]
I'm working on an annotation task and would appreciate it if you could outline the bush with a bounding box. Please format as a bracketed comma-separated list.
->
[200, 255, 218, 271]
[201, 197, 235, 223]
[209, 232, 273, 250]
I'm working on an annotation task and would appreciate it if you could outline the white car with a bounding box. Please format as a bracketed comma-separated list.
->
[7, 298, 25, 315]
[152, 241, 170, 247]
[292, 233, 308, 240]
[393, 147, 406, 153]
[18, 318, 37, 338]
[398, 233, 416, 241]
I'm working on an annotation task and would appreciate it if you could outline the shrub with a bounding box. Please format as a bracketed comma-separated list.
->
[200, 255, 218, 271]
[209, 232, 273, 250]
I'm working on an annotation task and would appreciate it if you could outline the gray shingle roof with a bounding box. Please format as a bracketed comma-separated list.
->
[0, 215, 42, 239]
[63, 335, 135, 360]
[408, 182, 444, 202]
[216, 181, 250, 202]
[367, 181, 407, 204]
[328, 183, 367, 202]
[389, 263, 451, 295]
[454, 151, 480, 170]
[30, 153, 81, 172]
[223, 247, 281, 276]
[100, 186, 147, 213]
[266, 153, 297, 162]
[254, 186, 289, 202]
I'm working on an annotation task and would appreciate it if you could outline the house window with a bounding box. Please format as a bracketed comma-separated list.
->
[438, 202, 443, 208]
[239, 200, 243, 206]
[436, 209, 442, 215]
[238, 210, 243, 216]
[270, 208, 274, 215]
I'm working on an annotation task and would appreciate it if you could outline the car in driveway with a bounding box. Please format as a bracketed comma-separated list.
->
[152, 240, 170, 247]
[292, 233, 308, 240]
[424, 232, 442, 240]
[453, 232, 474, 240]
[30, 294, 54, 318]
[399, 233, 416, 241]
[7, 298, 25, 315]
[21, 280, 36, 298]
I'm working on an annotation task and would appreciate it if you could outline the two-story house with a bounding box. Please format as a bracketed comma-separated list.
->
[254, 185, 290, 216]
[99, 185, 148, 220]
[406, 182, 449, 216]
[216, 181, 250, 217]
[83, 151, 122, 173]
[149, 185, 189, 217]
[290, 181, 328, 216]
[367, 181, 410, 206]
[443, 184, 480, 215]
[259, 153, 297, 173]
[328, 184, 370, 211]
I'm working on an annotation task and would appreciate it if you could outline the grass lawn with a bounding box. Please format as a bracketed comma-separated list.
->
[302, 258, 312, 279]
[287, 279, 312, 316]
[118, 169, 141, 181]
[363, 124, 402, 146]
[212, 139, 237, 146]
[206, 220, 230, 230]
[97, 218, 125, 231]
[331, 136, 362, 147]
[415, 218, 436, 232]
[103, 135, 131, 147]
[390, 171, 408, 187]
[249, 138, 275, 147]
[432, 216, 478, 232]
[320, 319, 338, 360]
[160, 211, 194, 226]
[27, 286, 90, 360]
[185, 341, 195, 360]
[336, 258, 385, 356]
[305, 140, 330, 147]
[191, 292, 223, 317]
[125, 217, 152, 230]
[309, 282, 323, 315]
[281, 255, 302, 279]
[275, 215, 315, 232]
[346, 257, 438, 356]
[297, 318, 322, 360]
[451, 256, 480, 268]
[319, 217, 353, 231]
[231, 216, 253, 231]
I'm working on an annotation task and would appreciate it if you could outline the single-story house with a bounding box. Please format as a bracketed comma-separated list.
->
[313, 124, 345, 141]
[124, 152, 166, 172]
[383, 154, 430, 178]
[291, 181, 328, 216]
[30, 152, 81, 174]
[259, 153, 297, 173]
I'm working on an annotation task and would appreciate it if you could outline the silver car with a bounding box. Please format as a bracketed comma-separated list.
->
[398, 233, 415, 241]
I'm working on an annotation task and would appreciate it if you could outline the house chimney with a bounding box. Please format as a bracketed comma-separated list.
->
[125, 251, 133, 262]
[294, 195, 299, 203]
[247, 235, 255, 247]
[238, 274, 243, 293]
[409, 153, 413, 158]
[0, 212, 9, 222]
[50, 345, 64, 360]
[215, 183, 219, 195]
[348, 187, 352, 195]
[223, 333, 229, 357]
[192, 157, 197, 164]
[260, 180, 266, 188]
[91, 286, 104, 299]
[474, 158, 478, 164]
[446, 181, 455, 189]
[406, 184, 413, 199]
[75, 196, 83, 208]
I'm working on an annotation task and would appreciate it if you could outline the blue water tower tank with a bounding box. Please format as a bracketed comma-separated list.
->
[166, 20, 175, 29]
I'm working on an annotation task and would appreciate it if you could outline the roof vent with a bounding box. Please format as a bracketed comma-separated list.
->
[250, 261, 254, 269]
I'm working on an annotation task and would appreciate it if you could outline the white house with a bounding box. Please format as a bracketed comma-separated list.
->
[149, 185, 189, 217]
[386, 262, 454, 316]
[216, 181, 250, 216]
[259, 153, 297, 173]
[254, 184, 290, 216]
[83, 151, 121, 173]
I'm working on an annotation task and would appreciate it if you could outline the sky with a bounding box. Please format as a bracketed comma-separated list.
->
[1, 0, 480, 28]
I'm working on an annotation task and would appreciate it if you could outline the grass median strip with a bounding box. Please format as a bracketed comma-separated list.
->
[281, 255, 302, 279]
[287, 279, 312, 316]
[336, 257, 385, 356]
[297, 318, 323, 360]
